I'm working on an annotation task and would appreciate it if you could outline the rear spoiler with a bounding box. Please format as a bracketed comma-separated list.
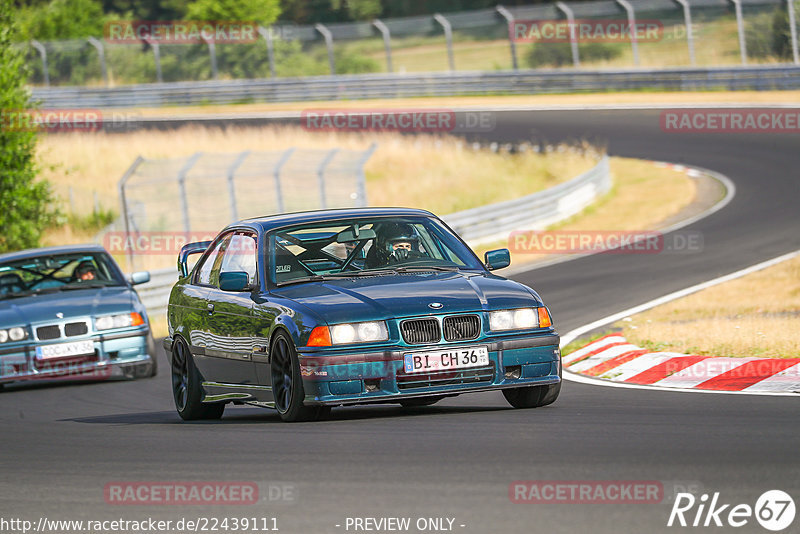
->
[177, 241, 211, 278]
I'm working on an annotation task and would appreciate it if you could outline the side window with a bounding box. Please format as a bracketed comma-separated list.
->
[195, 234, 231, 286]
[220, 233, 257, 286]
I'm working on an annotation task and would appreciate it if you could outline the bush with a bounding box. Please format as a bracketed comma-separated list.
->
[524, 41, 623, 68]
[746, 6, 795, 60]
[0, 0, 56, 253]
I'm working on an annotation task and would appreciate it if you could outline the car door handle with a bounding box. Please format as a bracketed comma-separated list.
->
[207, 303, 214, 314]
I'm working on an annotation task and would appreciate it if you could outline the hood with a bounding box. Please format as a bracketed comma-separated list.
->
[0, 286, 136, 327]
[273, 271, 541, 324]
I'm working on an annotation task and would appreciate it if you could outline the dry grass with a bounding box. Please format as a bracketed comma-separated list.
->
[619, 256, 800, 358]
[37, 125, 594, 216]
[36, 125, 596, 270]
[474, 157, 696, 263]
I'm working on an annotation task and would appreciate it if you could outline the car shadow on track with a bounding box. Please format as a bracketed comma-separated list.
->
[64, 404, 511, 425]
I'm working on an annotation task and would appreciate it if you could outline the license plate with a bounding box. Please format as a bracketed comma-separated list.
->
[36, 340, 95, 360]
[403, 346, 489, 374]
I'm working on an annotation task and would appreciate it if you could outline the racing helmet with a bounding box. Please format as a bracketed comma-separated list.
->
[375, 222, 419, 263]
[74, 260, 97, 281]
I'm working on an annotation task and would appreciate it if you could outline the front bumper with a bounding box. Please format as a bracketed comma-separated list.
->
[0, 329, 155, 385]
[297, 333, 561, 406]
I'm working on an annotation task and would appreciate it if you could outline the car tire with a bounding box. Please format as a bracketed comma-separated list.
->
[171, 337, 224, 421]
[270, 330, 327, 422]
[502, 382, 561, 409]
[399, 396, 444, 407]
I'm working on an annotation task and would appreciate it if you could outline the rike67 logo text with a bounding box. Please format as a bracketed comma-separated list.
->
[668, 490, 795, 531]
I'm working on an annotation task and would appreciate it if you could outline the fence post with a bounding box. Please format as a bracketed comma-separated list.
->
[788, 0, 799, 65]
[615, 0, 640, 66]
[317, 149, 339, 209]
[496, 6, 519, 71]
[258, 26, 277, 77]
[730, 0, 748, 65]
[226, 151, 250, 222]
[315, 23, 336, 75]
[433, 14, 456, 71]
[674, 0, 696, 66]
[556, 2, 580, 67]
[177, 153, 202, 233]
[118, 156, 145, 272]
[355, 143, 378, 207]
[87, 37, 109, 86]
[145, 39, 163, 83]
[30, 40, 50, 87]
[372, 19, 393, 73]
[203, 36, 219, 79]
[273, 148, 295, 213]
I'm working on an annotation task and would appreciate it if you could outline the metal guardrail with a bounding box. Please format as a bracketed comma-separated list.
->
[137, 268, 179, 313]
[31, 66, 800, 108]
[133, 155, 611, 316]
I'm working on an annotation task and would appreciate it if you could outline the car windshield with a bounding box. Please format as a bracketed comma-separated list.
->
[0, 252, 125, 299]
[269, 216, 484, 285]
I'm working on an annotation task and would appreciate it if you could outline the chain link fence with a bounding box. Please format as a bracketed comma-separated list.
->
[116, 145, 376, 271]
[20, 0, 800, 87]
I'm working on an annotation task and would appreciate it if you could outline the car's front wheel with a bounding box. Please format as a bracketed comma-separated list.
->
[270, 330, 330, 422]
[502, 382, 561, 409]
[171, 337, 224, 421]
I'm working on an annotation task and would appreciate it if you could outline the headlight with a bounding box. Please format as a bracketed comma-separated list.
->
[330, 321, 388, 345]
[8, 327, 27, 341]
[95, 312, 144, 330]
[0, 329, 8, 343]
[489, 308, 540, 331]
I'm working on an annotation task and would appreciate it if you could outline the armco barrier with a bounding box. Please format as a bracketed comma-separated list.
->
[31, 66, 800, 109]
[133, 155, 610, 316]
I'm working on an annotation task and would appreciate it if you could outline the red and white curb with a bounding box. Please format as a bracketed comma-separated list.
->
[565, 333, 800, 393]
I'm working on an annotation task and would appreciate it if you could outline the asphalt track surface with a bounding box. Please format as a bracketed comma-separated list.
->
[2, 110, 799, 534]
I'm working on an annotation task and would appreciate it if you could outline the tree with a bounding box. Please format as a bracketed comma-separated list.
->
[16, 0, 105, 41]
[0, 0, 55, 253]
[185, 0, 281, 26]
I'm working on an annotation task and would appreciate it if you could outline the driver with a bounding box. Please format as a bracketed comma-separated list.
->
[74, 261, 97, 282]
[368, 222, 420, 267]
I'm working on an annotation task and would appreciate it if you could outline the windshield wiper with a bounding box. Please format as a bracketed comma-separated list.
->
[275, 270, 400, 286]
[60, 282, 112, 290]
[393, 265, 458, 272]
[275, 275, 327, 287]
[332, 269, 397, 277]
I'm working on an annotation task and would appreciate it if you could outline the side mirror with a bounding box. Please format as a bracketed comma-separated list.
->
[219, 271, 250, 292]
[178, 241, 212, 278]
[129, 271, 150, 285]
[484, 248, 511, 270]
